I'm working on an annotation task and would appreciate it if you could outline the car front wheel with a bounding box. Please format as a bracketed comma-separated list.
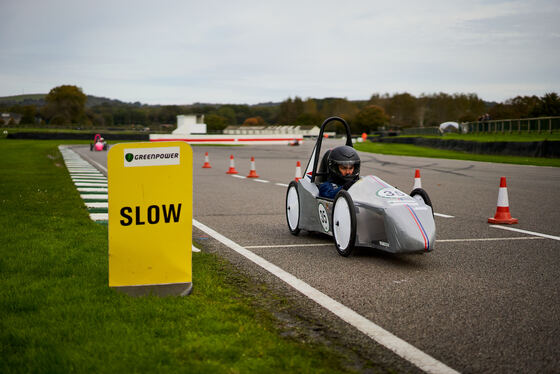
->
[332, 190, 356, 257]
[286, 181, 301, 235]
[410, 188, 434, 216]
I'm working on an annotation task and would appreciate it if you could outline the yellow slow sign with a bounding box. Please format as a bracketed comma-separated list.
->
[108, 142, 192, 293]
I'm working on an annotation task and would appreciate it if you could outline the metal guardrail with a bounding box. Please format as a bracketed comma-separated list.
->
[402, 116, 560, 135]
[463, 116, 560, 134]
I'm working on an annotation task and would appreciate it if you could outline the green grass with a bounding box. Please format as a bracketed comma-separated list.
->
[0, 140, 372, 373]
[354, 141, 560, 167]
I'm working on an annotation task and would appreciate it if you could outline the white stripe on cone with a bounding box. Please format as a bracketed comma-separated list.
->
[226, 155, 238, 174]
[247, 156, 259, 178]
[413, 169, 421, 189]
[202, 152, 211, 168]
[295, 161, 302, 181]
[497, 187, 509, 207]
[488, 176, 518, 224]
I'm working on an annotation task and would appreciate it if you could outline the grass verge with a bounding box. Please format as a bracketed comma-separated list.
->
[399, 132, 560, 142]
[0, 139, 373, 373]
[354, 141, 560, 167]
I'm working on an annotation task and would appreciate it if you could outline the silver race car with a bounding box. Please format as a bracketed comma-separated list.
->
[285, 117, 436, 256]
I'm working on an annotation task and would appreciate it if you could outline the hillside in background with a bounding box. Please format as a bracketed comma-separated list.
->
[0, 94, 46, 105]
[1, 88, 558, 133]
[0, 93, 130, 108]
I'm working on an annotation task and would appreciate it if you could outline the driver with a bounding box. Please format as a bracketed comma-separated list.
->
[319, 145, 360, 199]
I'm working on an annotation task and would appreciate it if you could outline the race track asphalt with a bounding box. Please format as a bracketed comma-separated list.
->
[74, 140, 560, 373]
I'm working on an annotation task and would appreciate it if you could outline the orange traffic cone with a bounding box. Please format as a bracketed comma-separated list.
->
[202, 152, 212, 168]
[295, 161, 302, 181]
[226, 155, 238, 174]
[247, 157, 259, 178]
[413, 169, 422, 189]
[488, 177, 518, 224]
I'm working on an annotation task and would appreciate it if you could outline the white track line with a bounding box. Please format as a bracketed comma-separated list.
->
[246, 237, 545, 248]
[437, 236, 544, 243]
[434, 213, 454, 218]
[489, 225, 560, 241]
[193, 218, 458, 374]
[245, 243, 332, 249]
[275, 183, 289, 187]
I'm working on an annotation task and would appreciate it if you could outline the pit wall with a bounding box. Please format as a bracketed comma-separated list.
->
[149, 134, 304, 145]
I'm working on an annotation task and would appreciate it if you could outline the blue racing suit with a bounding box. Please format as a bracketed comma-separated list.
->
[318, 181, 343, 199]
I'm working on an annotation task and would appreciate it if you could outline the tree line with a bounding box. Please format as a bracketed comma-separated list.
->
[1, 85, 559, 134]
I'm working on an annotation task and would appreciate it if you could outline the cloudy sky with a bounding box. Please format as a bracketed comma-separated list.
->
[1, 0, 558, 105]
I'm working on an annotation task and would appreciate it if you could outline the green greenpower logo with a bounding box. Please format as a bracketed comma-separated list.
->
[123, 147, 180, 167]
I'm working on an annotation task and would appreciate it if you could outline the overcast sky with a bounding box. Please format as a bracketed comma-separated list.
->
[1, 0, 558, 105]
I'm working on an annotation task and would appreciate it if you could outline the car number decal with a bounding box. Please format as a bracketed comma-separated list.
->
[376, 187, 416, 202]
[318, 203, 330, 232]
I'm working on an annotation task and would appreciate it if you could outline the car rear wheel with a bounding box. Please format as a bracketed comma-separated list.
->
[332, 190, 356, 257]
[410, 188, 434, 216]
[286, 181, 301, 235]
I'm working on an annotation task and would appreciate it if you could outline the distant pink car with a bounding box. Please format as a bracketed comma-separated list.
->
[90, 134, 107, 151]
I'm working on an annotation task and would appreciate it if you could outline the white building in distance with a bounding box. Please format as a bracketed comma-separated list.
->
[223, 125, 323, 137]
[172, 115, 207, 135]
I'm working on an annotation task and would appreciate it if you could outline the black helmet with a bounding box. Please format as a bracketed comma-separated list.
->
[327, 145, 360, 184]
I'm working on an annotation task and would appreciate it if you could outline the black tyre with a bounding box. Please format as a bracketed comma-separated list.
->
[410, 188, 434, 216]
[286, 181, 301, 235]
[332, 190, 357, 257]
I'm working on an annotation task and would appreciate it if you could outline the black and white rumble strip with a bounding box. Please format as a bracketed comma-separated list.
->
[59, 146, 108, 223]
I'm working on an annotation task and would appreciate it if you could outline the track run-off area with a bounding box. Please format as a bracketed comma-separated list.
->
[70, 140, 560, 374]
